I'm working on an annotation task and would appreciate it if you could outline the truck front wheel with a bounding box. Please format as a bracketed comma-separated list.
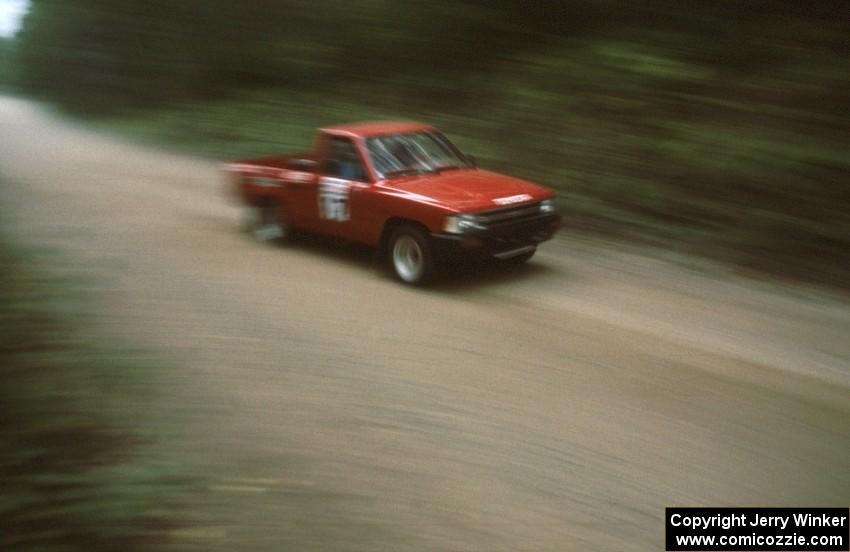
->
[388, 225, 436, 285]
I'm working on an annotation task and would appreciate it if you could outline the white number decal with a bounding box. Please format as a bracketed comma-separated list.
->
[318, 177, 351, 221]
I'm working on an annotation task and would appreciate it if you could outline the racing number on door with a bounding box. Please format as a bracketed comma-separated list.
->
[320, 135, 368, 222]
[318, 177, 351, 222]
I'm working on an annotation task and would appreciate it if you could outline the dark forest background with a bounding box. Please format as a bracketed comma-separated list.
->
[2, 0, 849, 286]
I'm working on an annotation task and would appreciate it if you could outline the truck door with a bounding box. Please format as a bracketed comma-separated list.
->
[316, 136, 371, 240]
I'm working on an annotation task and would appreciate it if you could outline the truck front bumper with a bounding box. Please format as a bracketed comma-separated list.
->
[430, 213, 562, 262]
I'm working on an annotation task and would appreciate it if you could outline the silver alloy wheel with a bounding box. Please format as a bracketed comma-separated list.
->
[392, 234, 425, 283]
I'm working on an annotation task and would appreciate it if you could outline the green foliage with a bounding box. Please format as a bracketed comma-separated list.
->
[0, 38, 16, 90]
[0, 235, 188, 550]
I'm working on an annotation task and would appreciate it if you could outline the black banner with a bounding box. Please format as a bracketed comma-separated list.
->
[666, 508, 849, 551]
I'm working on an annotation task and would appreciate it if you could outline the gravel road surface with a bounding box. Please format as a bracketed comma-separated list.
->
[2, 97, 848, 551]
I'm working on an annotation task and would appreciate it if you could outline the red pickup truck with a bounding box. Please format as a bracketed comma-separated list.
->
[226, 121, 561, 285]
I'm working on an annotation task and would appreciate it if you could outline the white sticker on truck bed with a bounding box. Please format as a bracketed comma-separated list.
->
[282, 170, 313, 183]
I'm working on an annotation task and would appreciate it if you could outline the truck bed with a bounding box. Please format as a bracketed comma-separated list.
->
[232, 151, 317, 171]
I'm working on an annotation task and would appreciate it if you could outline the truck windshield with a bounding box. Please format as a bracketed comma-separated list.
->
[366, 131, 472, 179]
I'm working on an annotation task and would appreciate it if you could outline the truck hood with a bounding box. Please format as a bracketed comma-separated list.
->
[382, 169, 552, 212]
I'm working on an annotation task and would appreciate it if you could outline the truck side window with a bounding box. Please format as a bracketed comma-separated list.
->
[324, 137, 367, 182]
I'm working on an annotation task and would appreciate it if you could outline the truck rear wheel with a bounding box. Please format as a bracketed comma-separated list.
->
[246, 203, 288, 243]
[388, 225, 436, 285]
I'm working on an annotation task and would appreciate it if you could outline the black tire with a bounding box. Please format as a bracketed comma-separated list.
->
[387, 225, 437, 285]
[245, 202, 288, 244]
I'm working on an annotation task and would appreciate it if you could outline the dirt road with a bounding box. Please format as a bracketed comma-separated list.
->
[2, 96, 848, 551]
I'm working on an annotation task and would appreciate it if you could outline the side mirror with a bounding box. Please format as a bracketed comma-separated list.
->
[465, 154, 477, 168]
[292, 158, 317, 171]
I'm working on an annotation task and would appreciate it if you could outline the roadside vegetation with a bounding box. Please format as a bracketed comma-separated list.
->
[0, 37, 15, 92]
[9, 1, 850, 288]
[0, 218, 186, 550]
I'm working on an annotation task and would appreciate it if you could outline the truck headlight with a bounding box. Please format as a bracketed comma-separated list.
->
[540, 199, 556, 213]
[443, 215, 484, 234]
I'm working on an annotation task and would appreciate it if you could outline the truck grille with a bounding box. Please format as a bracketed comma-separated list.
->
[470, 202, 542, 227]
